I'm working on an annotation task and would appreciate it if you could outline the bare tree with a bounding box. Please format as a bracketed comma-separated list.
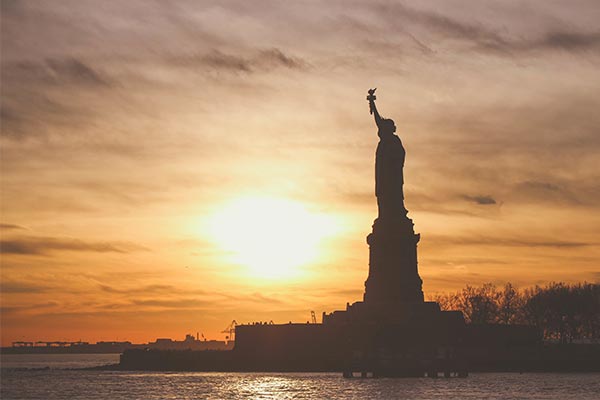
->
[497, 283, 523, 324]
[432, 281, 599, 342]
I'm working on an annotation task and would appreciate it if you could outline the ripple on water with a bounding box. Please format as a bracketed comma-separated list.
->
[2, 370, 600, 400]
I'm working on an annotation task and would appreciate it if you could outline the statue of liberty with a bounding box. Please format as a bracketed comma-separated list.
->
[367, 88, 408, 220]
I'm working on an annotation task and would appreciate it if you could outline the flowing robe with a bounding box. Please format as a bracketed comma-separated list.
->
[375, 134, 406, 218]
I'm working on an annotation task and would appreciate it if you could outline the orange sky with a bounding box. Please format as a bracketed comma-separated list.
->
[1, 0, 599, 346]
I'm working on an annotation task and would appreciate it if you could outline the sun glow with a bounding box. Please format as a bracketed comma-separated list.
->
[208, 196, 340, 280]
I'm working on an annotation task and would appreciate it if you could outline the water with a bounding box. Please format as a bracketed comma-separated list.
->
[0, 353, 120, 370]
[1, 354, 599, 399]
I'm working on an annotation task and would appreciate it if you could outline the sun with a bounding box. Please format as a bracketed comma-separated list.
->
[207, 196, 339, 280]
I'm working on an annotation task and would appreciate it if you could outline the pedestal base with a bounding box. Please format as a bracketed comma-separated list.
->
[363, 216, 424, 305]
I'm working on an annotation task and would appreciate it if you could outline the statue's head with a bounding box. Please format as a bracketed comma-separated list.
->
[378, 118, 396, 138]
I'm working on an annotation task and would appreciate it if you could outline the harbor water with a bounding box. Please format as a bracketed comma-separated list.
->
[1, 354, 599, 399]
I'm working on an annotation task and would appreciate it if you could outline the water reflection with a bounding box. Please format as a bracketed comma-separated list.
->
[2, 370, 600, 399]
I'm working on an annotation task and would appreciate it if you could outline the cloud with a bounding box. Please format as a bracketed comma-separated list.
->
[335, 190, 373, 206]
[518, 181, 561, 192]
[256, 48, 307, 69]
[81, 293, 275, 313]
[478, 30, 600, 55]
[130, 298, 212, 309]
[0, 95, 80, 139]
[246, 292, 285, 304]
[408, 7, 504, 46]
[423, 273, 486, 288]
[512, 181, 582, 206]
[94, 284, 282, 309]
[187, 50, 251, 72]
[64, 180, 175, 208]
[172, 48, 307, 73]
[1, 58, 112, 139]
[428, 234, 593, 249]
[374, 3, 509, 50]
[425, 256, 509, 266]
[0, 223, 26, 231]
[0, 236, 149, 255]
[0, 281, 48, 294]
[3, 57, 110, 87]
[462, 195, 497, 205]
[1, 301, 60, 316]
[537, 31, 600, 51]
[220, 291, 285, 305]
[408, 91, 600, 212]
[98, 284, 177, 295]
[325, 288, 364, 298]
[372, 3, 600, 56]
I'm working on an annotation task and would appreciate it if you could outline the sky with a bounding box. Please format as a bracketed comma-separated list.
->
[1, 0, 599, 346]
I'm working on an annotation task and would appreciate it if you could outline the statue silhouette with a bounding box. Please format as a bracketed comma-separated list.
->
[367, 88, 407, 220]
[364, 88, 424, 305]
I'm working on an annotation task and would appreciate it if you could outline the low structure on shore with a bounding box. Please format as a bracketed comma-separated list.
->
[3, 334, 233, 354]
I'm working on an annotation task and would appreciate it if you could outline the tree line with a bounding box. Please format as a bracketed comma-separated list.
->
[432, 282, 600, 343]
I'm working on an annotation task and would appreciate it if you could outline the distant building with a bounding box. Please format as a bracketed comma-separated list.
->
[148, 334, 233, 351]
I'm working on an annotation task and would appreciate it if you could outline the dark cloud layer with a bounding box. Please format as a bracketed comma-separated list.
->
[462, 195, 497, 205]
[518, 30, 600, 53]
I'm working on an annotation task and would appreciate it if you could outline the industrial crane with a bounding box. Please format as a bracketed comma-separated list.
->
[221, 320, 237, 341]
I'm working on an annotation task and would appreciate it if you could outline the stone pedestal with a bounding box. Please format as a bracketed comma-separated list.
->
[363, 216, 424, 306]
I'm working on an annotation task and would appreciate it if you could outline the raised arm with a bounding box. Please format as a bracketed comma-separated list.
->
[367, 88, 383, 128]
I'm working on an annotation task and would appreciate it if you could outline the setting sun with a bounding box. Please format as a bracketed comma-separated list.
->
[207, 196, 340, 279]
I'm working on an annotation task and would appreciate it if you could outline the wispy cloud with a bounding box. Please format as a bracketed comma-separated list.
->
[172, 48, 307, 73]
[98, 284, 177, 295]
[1, 301, 61, 316]
[481, 30, 600, 54]
[462, 195, 497, 205]
[1, 236, 149, 255]
[372, 2, 600, 56]
[428, 234, 593, 249]
[0, 223, 27, 231]
[3, 57, 110, 87]
[383, 3, 507, 48]
[511, 181, 583, 206]
[0, 281, 48, 294]
[130, 298, 212, 310]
